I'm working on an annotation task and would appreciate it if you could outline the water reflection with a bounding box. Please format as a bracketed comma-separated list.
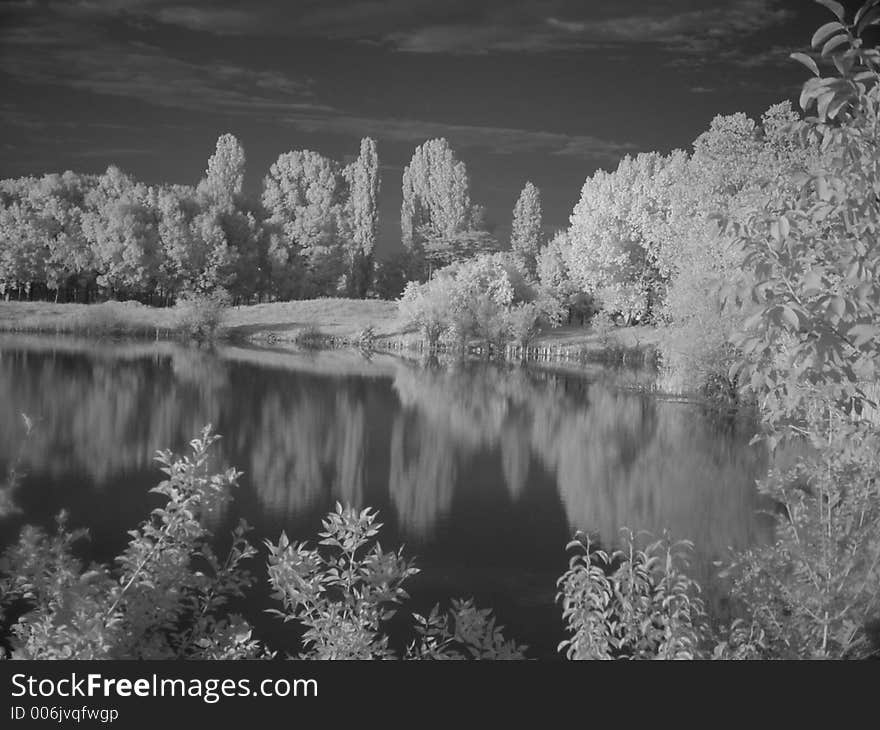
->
[0, 336, 773, 632]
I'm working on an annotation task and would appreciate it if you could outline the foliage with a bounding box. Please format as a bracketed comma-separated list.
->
[398, 253, 549, 352]
[200, 133, 246, 206]
[0, 135, 383, 305]
[730, 7, 880, 429]
[506, 302, 543, 349]
[400, 138, 473, 253]
[721, 419, 880, 659]
[557, 530, 707, 660]
[567, 152, 677, 324]
[717, 0, 880, 661]
[0, 424, 526, 660]
[262, 148, 348, 298]
[266, 503, 527, 660]
[399, 275, 455, 348]
[536, 231, 594, 326]
[174, 289, 231, 341]
[341, 138, 381, 298]
[0, 426, 263, 659]
[510, 181, 544, 281]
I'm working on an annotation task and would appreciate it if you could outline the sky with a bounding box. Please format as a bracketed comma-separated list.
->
[0, 0, 858, 254]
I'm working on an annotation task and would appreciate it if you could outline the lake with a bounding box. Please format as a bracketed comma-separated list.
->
[0, 335, 775, 658]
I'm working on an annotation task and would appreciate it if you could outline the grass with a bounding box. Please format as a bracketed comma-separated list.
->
[223, 298, 406, 342]
[0, 298, 405, 342]
[0, 299, 662, 370]
[0, 301, 180, 337]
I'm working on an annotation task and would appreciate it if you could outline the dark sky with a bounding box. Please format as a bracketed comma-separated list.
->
[0, 0, 851, 253]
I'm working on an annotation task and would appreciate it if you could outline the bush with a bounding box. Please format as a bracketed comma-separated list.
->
[507, 302, 543, 350]
[557, 530, 707, 660]
[0, 426, 263, 659]
[716, 0, 880, 661]
[0, 429, 527, 660]
[175, 289, 230, 341]
[266, 504, 527, 659]
[398, 253, 553, 354]
[721, 417, 880, 659]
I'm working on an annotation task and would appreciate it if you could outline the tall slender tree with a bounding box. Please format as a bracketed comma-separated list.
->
[510, 181, 543, 281]
[342, 137, 380, 297]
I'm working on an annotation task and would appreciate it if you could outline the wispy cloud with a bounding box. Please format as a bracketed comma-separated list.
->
[280, 113, 636, 162]
[18, 1, 792, 56]
[0, 13, 323, 117]
[0, 4, 636, 162]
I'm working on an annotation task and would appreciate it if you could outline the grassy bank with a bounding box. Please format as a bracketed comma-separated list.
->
[0, 299, 661, 367]
[0, 299, 403, 341]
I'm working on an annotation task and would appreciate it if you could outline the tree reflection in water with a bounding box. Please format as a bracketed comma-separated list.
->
[0, 337, 774, 624]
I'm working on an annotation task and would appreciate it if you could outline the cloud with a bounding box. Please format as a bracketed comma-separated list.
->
[0, 15, 324, 117]
[17, 1, 792, 56]
[280, 113, 636, 162]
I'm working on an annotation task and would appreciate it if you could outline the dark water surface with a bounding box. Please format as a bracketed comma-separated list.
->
[0, 335, 775, 658]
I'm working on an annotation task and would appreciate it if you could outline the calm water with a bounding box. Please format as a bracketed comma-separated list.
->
[0, 335, 774, 658]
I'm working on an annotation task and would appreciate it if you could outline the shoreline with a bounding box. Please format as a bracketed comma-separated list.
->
[0, 298, 675, 386]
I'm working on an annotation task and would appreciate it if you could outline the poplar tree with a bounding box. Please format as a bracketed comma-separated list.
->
[342, 137, 380, 297]
[510, 181, 543, 281]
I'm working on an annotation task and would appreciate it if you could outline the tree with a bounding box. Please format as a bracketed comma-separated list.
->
[81, 167, 161, 298]
[510, 181, 544, 281]
[201, 133, 245, 206]
[262, 149, 347, 298]
[401, 138, 472, 254]
[342, 138, 380, 297]
[567, 152, 671, 323]
[536, 231, 592, 326]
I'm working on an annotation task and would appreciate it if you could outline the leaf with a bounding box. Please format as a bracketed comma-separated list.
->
[856, 2, 880, 32]
[847, 323, 879, 347]
[822, 33, 850, 56]
[827, 92, 852, 120]
[778, 215, 790, 240]
[828, 295, 846, 317]
[812, 21, 845, 49]
[781, 306, 799, 329]
[855, 0, 880, 25]
[791, 52, 820, 76]
[817, 89, 836, 120]
[815, 0, 845, 23]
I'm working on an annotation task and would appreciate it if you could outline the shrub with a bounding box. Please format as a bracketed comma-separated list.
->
[717, 0, 880, 661]
[266, 503, 527, 660]
[398, 253, 549, 353]
[0, 426, 263, 659]
[0, 429, 527, 660]
[721, 417, 880, 659]
[557, 530, 707, 660]
[399, 274, 454, 349]
[175, 289, 230, 342]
